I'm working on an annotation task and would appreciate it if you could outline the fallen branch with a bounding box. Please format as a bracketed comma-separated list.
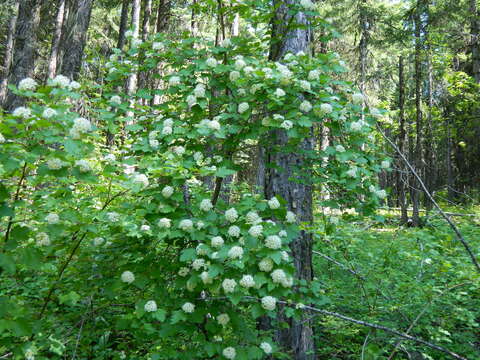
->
[379, 207, 477, 218]
[377, 125, 480, 274]
[313, 250, 365, 279]
[203, 296, 467, 360]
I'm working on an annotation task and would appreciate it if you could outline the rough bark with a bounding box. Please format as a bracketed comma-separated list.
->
[396, 56, 408, 223]
[263, 1, 315, 358]
[358, 0, 368, 92]
[47, 0, 66, 79]
[141, 0, 152, 41]
[4, 0, 42, 111]
[156, 0, 170, 33]
[60, 0, 94, 80]
[117, 0, 130, 49]
[411, 2, 423, 226]
[470, 0, 480, 83]
[0, 0, 20, 106]
[190, 0, 198, 35]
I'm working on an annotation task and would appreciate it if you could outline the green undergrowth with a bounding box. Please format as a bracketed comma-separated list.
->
[312, 206, 480, 359]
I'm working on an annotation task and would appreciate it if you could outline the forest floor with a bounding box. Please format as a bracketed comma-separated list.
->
[312, 205, 480, 359]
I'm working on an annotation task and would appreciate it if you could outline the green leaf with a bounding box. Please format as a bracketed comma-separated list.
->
[152, 309, 167, 322]
[0, 253, 16, 274]
[215, 167, 236, 177]
[180, 248, 196, 262]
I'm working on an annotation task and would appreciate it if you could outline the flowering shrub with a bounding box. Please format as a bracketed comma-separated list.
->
[0, 27, 386, 359]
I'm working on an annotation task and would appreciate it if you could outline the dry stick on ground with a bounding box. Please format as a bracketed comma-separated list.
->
[377, 125, 480, 274]
[386, 283, 469, 360]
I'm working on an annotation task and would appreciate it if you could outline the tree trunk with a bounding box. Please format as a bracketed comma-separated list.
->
[231, 12, 239, 36]
[190, 0, 197, 35]
[358, 0, 368, 93]
[47, 0, 66, 79]
[117, 0, 130, 49]
[60, 0, 94, 80]
[470, 0, 480, 83]
[126, 0, 140, 99]
[411, 2, 423, 226]
[264, 1, 315, 358]
[156, 0, 170, 33]
[4, 0, 42, 111]
[0, 0, 20, 106]
[141, 0, 152, 41]
[397, 56, 408, 223]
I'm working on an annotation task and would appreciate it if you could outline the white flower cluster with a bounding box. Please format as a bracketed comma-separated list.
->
[268, 197, 280, 209]
[158, 217, 171, 228]
[211, 236, 224, 248]
[271, 269, 293, 287]
[265, 235, 282, 249]
[107, 212, 120, 222]
[230, 71, 240, 82]
[194, 83, 206, 98]
[217, 313, 230, 326]
[335, 144, 346, 153]
[36, 232, 50, 246]
[169, 75, 180, 86]
[299, 80, 311, 91]
[45, 213, 59, 224]
[228, 246, 244, 259]
[200, 270, 213, 284]
[70, 117, 92, 139]
[50, 74, 70, 88]
[75, 159, 91, 172]
[47, 158, 64, 170]
[261, 296, 277, 311]
[110, 95, 122, 105]
[121, 271, 135, 283]
[162, 185, 174, 198]
[144, 300, 157, 312]
[225, 208, 238, 222]
[259, 258, 274, 272]
[18, 77, 37, 91]
[182, 302, 195, 313]
[381, 160, 390, 169]
[248, 224, 263, 238]
[152, 41, 164, 51]
[260, 342, 272, 354]
[285, 211, 296, 223]
[321, 103, 333, 114]
[300, 0, 315, 10]
[274, 88, 286, 97]
[192, 258, 206, 271]
[179, 219, 194, 231]
[206, 57, 217, 68]
[350, 121, 364, 132]
[93, 237, 104, 246]
[199, 198, 213, 211]
[238, 102, 249, 114]
[281, 120, 293, 130]
[141, 224, 150, 231]
[223, 347, 236, 360]
[299, 100, 312, 113]
[352, 92, 364, 104]
[308, 69, 320, 81]
[42, 107, 57, 118]
[346, 166, 357, 177]
[0, 133, 4, 143]
[178, 267, 189, 277]
[228, 225, 240, 237]
[12, 107, 32, 119]
[222, 278, 237, 293]
[132, 173, 149, 187]
[246, 211, 261, 224]
[239, 274, 255, 288]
